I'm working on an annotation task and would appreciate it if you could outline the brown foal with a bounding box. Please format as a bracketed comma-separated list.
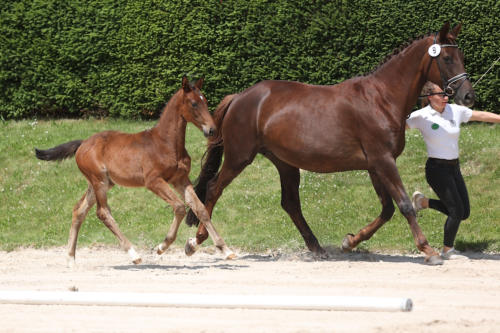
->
[35, 77, 235, 267]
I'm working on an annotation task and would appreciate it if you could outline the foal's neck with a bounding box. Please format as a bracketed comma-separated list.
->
[154, 91, 187, 150]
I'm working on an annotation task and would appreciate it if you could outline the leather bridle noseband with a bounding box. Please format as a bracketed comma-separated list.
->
[425, 33, 469, 98]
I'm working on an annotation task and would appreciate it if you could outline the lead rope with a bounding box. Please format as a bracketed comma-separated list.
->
[473, 55, 500, 87]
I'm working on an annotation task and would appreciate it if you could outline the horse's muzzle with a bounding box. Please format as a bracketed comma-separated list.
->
[462, 91, 475, 108]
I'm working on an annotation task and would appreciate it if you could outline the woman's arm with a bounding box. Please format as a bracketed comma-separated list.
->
[469, 110, 500, 123]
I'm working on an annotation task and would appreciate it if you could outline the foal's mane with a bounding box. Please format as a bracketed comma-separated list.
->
[368, 32, 433, 75]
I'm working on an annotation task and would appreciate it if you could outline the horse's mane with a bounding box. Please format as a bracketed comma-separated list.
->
[367, 32, 434, 75]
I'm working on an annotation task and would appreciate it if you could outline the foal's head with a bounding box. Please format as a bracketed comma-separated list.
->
[180, 76, 216, 137]
[426, 22, 475, 107]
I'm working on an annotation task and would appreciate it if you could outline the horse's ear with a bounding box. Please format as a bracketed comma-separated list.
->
[195, 77, 204, 90]
[451, 23, 462, 37]
[182, 76, 191, 93]
[439, 22, 450, 42]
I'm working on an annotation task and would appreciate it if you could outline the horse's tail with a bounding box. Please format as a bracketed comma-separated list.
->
[35, 140, 83, 161]
[185, 94, 237, 227]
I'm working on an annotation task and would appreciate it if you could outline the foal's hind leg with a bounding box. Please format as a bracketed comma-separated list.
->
[145, 178, 187, 255]
[67, 185, 96, 267]
[93, 184, 142, 264]
[341, 170, 395, 252]
[267, 155, 325, 257]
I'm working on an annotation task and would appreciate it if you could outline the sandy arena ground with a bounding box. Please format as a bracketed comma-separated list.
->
[0, 245, 499, 333]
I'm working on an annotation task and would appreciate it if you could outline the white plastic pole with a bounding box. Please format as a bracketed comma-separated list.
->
[0, 290, 412, 312]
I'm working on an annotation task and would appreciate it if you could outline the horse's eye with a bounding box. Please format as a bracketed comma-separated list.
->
[443, 56, 453, 64]
[191, 102, 198, 108]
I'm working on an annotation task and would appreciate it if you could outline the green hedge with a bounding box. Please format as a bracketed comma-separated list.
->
[0, 0, 498, 119]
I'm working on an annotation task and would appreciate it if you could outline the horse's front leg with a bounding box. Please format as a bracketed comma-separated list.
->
[175, 180, 236, 259]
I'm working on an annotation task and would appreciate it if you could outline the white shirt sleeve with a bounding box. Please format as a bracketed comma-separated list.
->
[406, 109, 423, 129]
[451, 104, 473, 123]
[461, 106, 473, 123]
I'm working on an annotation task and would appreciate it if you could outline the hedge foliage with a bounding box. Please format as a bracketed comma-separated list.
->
[0, 0, 498, 119]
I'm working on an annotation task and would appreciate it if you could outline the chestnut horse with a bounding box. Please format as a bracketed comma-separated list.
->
[185, 23, 474, 265]
[35, 77, 235, 267]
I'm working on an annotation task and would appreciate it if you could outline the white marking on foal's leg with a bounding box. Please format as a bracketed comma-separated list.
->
[66, 255, 76, 269]
[157, 242, 168, 255]
[127, 247, 142, 265]
[223, 247, 237, 260]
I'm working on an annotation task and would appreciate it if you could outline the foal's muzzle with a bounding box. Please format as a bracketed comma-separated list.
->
[202, 125, 216, 137]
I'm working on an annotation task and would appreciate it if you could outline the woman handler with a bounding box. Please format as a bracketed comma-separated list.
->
[406, 81, 500, 259]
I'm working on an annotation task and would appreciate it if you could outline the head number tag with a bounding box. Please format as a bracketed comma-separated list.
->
[428, 44, 441, 57]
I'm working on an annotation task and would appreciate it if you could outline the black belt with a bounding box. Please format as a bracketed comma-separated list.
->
[428, 158, 459, 165]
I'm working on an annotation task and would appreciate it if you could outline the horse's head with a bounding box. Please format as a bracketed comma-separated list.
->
[426, 22, 475, 107]
[180, 76, 216, 137]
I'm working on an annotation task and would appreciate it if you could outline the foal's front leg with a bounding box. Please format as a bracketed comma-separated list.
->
[175, 180, 236, 259]
[146, 178, 186, 255]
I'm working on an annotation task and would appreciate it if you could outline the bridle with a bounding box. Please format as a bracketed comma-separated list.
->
[424, 32, 469, 98]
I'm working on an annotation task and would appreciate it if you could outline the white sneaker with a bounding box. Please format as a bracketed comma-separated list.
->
[412, 191, 425, 213]
[440, 247, 468, 260]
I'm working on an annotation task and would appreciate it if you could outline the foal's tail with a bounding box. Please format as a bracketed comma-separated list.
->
[35, 140, 83, 161]
[185, 94, 237, 227]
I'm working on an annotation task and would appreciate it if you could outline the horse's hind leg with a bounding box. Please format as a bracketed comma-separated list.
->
[267, 155, 325, 256]
[341, 169, 395, 252]
[93, 184, 141, 264]
[145, 178, 186, 255]
[356, 156, 441, 264]
[67, 185, 96, 267]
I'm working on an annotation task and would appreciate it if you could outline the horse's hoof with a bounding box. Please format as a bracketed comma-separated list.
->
[316, 250, 329, 260]
[425, 255, 444, 265]
[185, 238, 199, 256]
[341, 233, 355, 252]
[132, 258, 142, 265]
[311, 247, 328, 259]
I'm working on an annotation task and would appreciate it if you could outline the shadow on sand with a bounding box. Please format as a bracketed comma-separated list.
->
[110, 241, 500, 271]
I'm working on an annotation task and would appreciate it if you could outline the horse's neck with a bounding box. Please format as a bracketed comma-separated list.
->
[155, 92, 187, 150]
[372, 39, 430, 116]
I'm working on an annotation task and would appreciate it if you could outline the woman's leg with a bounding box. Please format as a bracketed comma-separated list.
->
[425, 161, 467, 247]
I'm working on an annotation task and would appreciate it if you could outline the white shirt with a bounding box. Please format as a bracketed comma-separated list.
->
[406, 104, 472, 159]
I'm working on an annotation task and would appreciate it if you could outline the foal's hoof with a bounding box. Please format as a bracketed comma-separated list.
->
[128, 247, 142, 265]
[66, 255, 76, 269]
[225, 252, 237, 260]
[341, 233, 355, 252]
[425, 255, 444, 266]
[156, 242, 167, 255]
[185, 238, 199, 256]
